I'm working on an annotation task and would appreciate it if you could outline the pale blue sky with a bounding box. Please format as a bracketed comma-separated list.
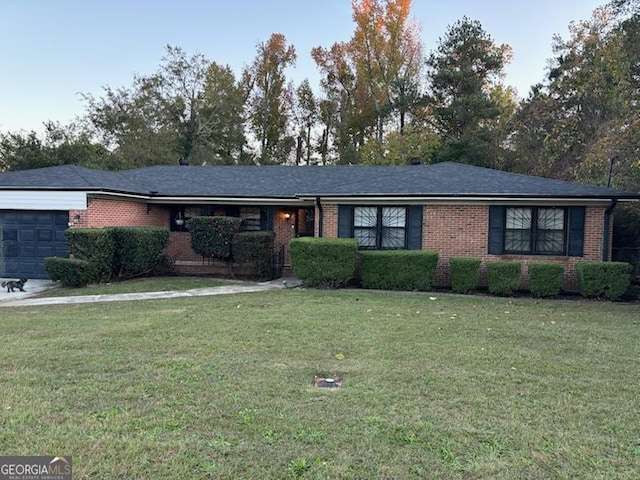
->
[1, 0, 605, 134]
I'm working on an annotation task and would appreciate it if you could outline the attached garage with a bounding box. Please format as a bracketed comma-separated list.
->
[0, 188, 87, 280]
[1, 211, 69, 279]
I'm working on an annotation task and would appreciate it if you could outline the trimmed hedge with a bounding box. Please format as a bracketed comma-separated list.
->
[529, 263, 564, 297]
[54, 226, 170, 285]
[487, 261, 521, 296]
[290, 237, 358, 288]
[110, 227, 170, 278]
[233, 231, 275, 280]
[44, 257, 94, 287]
[449, 258, 481, 294]
[359, 250, 439, 291]
[65, 228, 114, 282]
[576, 262, 633, 301]
[188, 216, 243, 261]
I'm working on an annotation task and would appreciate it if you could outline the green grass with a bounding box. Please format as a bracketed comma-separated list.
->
[1, 290, 639, 479]
[38, 276, 232, 297]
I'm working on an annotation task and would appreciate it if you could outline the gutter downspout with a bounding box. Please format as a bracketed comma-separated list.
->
[316, 196, 323, 237]
[602, 199, 618, 262]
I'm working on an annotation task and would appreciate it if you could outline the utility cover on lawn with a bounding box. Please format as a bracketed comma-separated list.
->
[314, 376, 342, 388]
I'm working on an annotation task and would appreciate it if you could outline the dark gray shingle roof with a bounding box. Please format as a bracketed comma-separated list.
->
[0, 162, 636, 199]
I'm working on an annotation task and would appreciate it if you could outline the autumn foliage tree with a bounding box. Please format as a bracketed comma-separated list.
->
[312, 0, 425, 164]
[351, 0, 424, 138]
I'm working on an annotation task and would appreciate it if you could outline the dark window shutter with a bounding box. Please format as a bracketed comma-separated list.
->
[406, 205, 423, 250]
[338, 205, 353, 238]
[260, 206, 274, 230]
[488, 205, 505, 254]
[567, 206, 585, 257]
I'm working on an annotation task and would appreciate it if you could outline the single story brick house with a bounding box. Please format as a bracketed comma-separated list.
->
[0, 162, 637, 290]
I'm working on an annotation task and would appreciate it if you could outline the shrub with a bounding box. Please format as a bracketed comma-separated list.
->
[44, 257, 94, 287]
[529, 263, 564, 297]
[449, 258, 481, 294]
[110, 227, 170, 278]
[188, 216, 243, 261]
[576, 262, 633, 301]
[359, 250, 439, 291]
[486, 261, 521, 296]
[233, 231, 275, 280]
[64, 227, 170, 282]
[290, 237, 358, 288]
[65, 228, 114, 282]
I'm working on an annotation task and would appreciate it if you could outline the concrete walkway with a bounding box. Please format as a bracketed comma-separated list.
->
[0, 278, 301, 308]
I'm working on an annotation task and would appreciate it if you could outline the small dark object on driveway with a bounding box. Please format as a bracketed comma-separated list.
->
[2, 278, 28, 292]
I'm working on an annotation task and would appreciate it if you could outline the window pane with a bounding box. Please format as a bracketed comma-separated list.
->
[354, 227, 376, 248]
[537, 208, 564, 230]
[240, 207, 261, 231]
[536, 231, 565, 254]
[505, 230, 531, 252]
[381, 228, 405, 249]
[381, 207, 406, 227]
[184, 206, 203, 218]
[354, 207, 377, 227]
[536, 208, 565, 254]
[506, 208, 532, 229]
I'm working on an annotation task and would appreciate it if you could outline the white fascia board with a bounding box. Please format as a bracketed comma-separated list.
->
[0, 191, 87, 210]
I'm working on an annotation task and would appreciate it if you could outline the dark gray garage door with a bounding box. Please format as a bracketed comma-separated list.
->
[1, 211, 69, 279]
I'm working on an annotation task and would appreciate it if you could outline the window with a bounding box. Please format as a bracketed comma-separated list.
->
[354, 206, 406, 249]
[504, 207, 566, 255]
[170, 205, 263, 232]
[239, 207, 261, 231]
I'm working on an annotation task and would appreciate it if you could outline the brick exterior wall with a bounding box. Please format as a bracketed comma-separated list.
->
[320, 203, 610, 292]
[69, 197, 168, 228]
[317, 204, 338, 238]
[274, 210, 297, 266]
[71, 197, 612, 288]
[422, 204, 607, 291]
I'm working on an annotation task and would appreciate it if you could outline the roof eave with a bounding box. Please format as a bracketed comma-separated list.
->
[300, 194, 639, 204]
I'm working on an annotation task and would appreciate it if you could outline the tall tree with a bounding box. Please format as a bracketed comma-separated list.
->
[152, 45, 211, 162]
[426, 17, 512, 167]
[292, 79, 319, 165]
[312, 42, 373, 163]
[83, 45, 250, 167]
[511, 6, 636, 182]
[351, 0, 424, 138]
[0, 121, 114, 171]
[312, 0, 425, 163]
[200, 62, 248, 163]
[83, 78, 177, 167]
[246, 33, 297, 164]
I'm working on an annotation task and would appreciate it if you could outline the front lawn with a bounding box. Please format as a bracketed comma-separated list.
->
[1, 290, 638, 479]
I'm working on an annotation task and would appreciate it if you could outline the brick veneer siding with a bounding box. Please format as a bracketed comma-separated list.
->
[317, 204, 338, 238]
[274, 209, 297, 266]
[423, 204, 607, 292]
[69, 197, 168, 228]
[320, 203, 609, 292]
